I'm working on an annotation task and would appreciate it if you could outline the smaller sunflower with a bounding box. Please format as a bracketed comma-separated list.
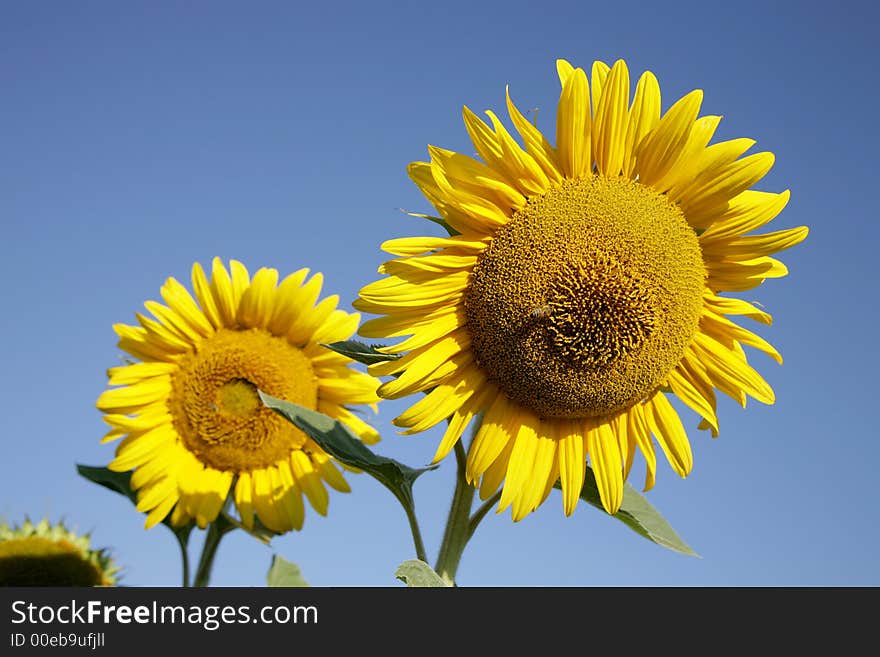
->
[97, 258, 380, 533]
[0, 518, 118, 586]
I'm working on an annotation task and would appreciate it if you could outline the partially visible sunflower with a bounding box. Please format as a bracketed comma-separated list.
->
[356, 58, 807, 521]
[0, 518, 118, 586]
[97, 258, 380, 533]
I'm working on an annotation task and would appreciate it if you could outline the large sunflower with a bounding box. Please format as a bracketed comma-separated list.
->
[356, 59, 807, 521]
[97, 258, 380, 533]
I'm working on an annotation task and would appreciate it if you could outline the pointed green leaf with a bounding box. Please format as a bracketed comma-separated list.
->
[266, 555, 309, 587]
[259, 392, 436, 509]
[554, 466, 698, 556]
[321, 340, 399, 366]
[395, 559, 450, 587]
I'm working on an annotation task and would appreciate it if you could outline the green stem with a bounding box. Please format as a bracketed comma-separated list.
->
[434, 441, 475, 585]
[193, 515, 232, 587]
[177, 536, 191, 588]
[467, 490, 502, 541]
[400, 493, 429, 563]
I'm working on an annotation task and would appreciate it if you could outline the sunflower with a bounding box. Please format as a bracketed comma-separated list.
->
[0, 518, 118, 586]
[97, 258, 380, 533]
[356, 59, 807, 521]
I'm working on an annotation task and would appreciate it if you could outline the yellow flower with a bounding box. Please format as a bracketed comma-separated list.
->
[0, 519, 118, 586]
[356, 59, 807, 520]
[97, 258, 380, 533]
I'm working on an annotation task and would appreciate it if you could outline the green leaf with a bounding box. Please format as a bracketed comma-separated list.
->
[321, 340, 399, 366]
[76, 464, 195, 548]
[395, 559, 450, 587]
[259, 392, 436, 511]
[554, 467, 698, 556]
[266, 555, 309, 587]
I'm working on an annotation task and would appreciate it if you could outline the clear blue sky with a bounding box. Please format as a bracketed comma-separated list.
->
[2, 0, 877, 586]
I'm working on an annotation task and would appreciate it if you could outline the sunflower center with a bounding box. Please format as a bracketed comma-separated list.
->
[168, 328, 318, 471]
[0, 538, 104, 586]
[464, 176, 705, 418]
[217, 379, 261, 417]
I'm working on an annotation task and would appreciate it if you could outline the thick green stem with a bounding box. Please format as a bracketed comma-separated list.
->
[193, 515, 232, 587]
[434, 441, 475, 585]
[468, 490, 502, 541]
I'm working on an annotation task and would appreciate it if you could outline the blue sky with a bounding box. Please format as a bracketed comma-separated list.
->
[2, 0, 877, 586]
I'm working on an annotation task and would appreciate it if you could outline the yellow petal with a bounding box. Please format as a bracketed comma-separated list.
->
[378, 307, 466, 353]
[317, 400, 380, 445]
[701, 225, 809, 259]
[191, 262, 222, 329]
[252, 468, 284, 533]
[144, 493, 178, 529]
[590, 60, 611, 111]
[97, 378, 170, 413]
[378, 350, 469, 400]
[692, 332, 775, 405]
[107, 362, 176, 386]
[393, 370, 477, 434]
[311, 309, 360, 345]
[497, 415, 541, 515]
[484, 110, 549, 195]
[512, 422, 557, 521]
[237, 267, 279, 329]
[287, 294, 337, 347]
[679, 152, 776, 218]
[478, 434, 515, 501]
[466, 392, 517, 482]
[311, 451, 351, 493]
[556, 59, 575, 86]
[592, 59, 630, 177]
[380, 234, 489, 257]
[210, 257, 238, 327]
[623, 70, 661, 177]
[628, 403, 657, 491]
[266, 268, 311, 335]
[160, 277, 214, 338]
[701, 309, 782, 364]
[407, 161, 497, 236]
[506, 86, 562, 183]
[698, 190, 791, 240]
[228, 260, 250, 307]
[291, 451, 329, 516]
[660, 115, 722, 195]
[427, 145, 526, 209]
[556, 67, 591, 178]
[703, 291, 772, 325]
[645, 393, 693, 477]
[558, 418, 587, 516]
[432, 382, 497, 464]
[234, 472, 255, 529]
[143, 301, 201, 345]
[666, 367, 719, 436]
[369, 327, 470, 377]
[587, 418, 623, 514]
[635, 89, 703, 186]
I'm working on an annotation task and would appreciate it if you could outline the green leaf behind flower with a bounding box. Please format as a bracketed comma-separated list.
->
[266, 554, 309, 587]
[554, 468, 697, 556]
[258, 392, 435, 510]
[322, 340, 399, 366]
[395, 559, 450, 587]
